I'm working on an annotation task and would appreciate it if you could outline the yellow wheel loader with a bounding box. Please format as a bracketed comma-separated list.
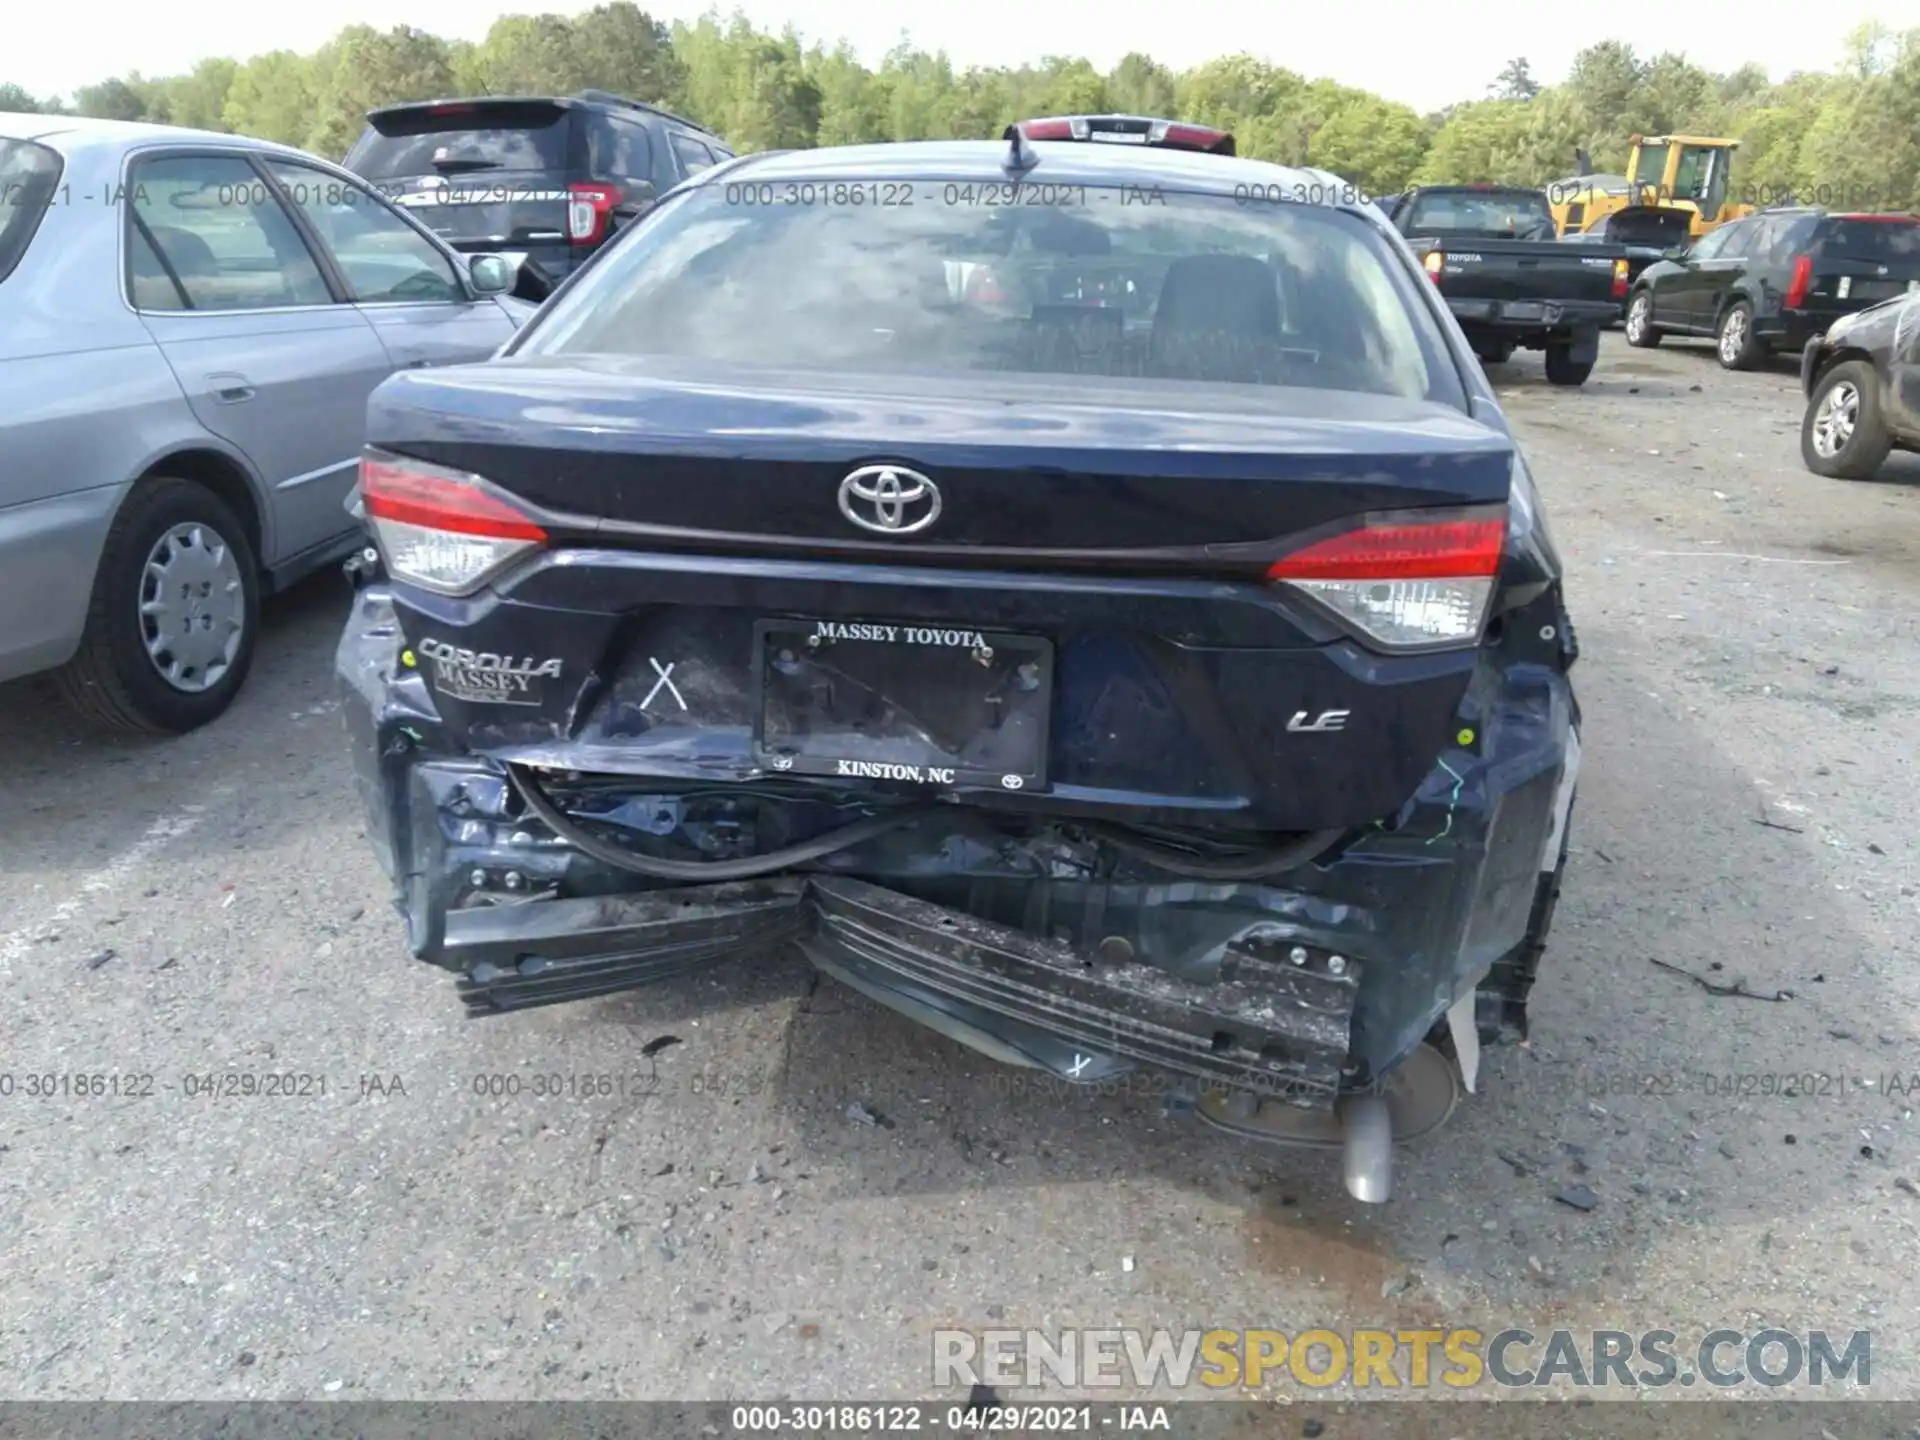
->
[1548, 135, 1755, 241]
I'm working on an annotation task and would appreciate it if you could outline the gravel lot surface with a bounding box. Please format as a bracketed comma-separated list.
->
[2, 333, 1916, 1405]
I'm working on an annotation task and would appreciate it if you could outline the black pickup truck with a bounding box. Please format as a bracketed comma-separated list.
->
[1378, 185, 1629, 385]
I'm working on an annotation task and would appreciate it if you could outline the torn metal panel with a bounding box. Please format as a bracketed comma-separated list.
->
[339, 582, 1577, 1097]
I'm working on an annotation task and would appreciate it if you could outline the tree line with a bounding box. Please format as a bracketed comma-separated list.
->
[5, 10, 1918, 206]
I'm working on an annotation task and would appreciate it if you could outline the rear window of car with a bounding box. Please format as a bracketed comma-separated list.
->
[1817, 218, 1920, 262]
[346, 102, 574, 180]
[0, 138, 63, 285]
[1404, 190, 1556, 238]
[516, 181, 1459, 406]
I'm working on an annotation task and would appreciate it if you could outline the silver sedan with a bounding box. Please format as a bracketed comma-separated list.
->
[0, 112, 532, 732]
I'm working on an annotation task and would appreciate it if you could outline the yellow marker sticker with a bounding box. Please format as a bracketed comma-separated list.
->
[1456, 728, 1475, 747]
[400, 649, 417, 668]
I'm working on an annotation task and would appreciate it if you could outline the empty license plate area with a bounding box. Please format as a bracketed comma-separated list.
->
[752, 621, 1052, 790]
[1504, 301, 1546, 321]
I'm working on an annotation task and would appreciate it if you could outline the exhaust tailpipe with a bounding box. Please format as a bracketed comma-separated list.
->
[1340, 1093, 1393, 1203]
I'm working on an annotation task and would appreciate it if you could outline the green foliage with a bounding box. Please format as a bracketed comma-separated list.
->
[162, 59, 239, 132]
[1107, 54, 1177, 117]
[72, 77, 149, 123]
[33, 21, 1920, 209]
[1308, 94, 1431, 194]
[305, 26, 458, 158]
[0, 82, 64, 114]
[220, 52, 319, 147]
[1491, 58, 1541, 102]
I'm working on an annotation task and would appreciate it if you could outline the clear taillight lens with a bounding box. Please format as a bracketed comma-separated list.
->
[359, 449, 547, 596]
[566, 183, 619, 244]
[1267, 511, 1507, 651]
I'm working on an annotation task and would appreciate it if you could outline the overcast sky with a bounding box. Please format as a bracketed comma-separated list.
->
[14, 0, 1920, 112]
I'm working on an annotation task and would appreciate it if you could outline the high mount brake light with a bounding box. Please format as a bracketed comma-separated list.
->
[1268, 513, 1507, 652]
[360, 451, 547, 596]
[1148, 120, 1231, 151]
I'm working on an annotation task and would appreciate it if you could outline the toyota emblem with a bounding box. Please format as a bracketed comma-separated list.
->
[838, 465, 941, 535]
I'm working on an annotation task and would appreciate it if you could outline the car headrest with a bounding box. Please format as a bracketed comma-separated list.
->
[147, 225, 219, 278]
[1152, 254, 1281, 339]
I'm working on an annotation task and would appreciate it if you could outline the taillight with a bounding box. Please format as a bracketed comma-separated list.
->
[1423, 250, 1444, 282]
[360, 449, 546, 596]
[1148, 121, 1231, 151]
[1612, 258, 1630, 299]
[1019, 119, 1074, 141]
[1267, 510, 1506, 651]
[566, 183, 621, 246]
[1786, 253, 1812, 309]
[965, 266, 1011, 305]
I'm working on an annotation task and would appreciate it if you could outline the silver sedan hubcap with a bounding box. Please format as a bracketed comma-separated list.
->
[139, 523, 245, 693]
[1720, 310, 1747, 361]
[1811, 381, 1859, 458]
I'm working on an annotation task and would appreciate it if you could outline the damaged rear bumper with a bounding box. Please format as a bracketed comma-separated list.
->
[442, 872, 1360, 1099]
[338, 582, 1580, 1109]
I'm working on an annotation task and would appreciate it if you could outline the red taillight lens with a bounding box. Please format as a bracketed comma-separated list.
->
[1612, 258, 1630, 300]
[566, 183, 621, 245]
[1268, 516, 1506, 582]
[1018, 119, 1074, 140]
[965, 266, 1012, 305]
[360, 450, 546, 595]
[362, 456, 546, 540]
[1160, 123, 1228, 150]
[1786, 253, 1813, 309]
[1266, 511, 1507, 651]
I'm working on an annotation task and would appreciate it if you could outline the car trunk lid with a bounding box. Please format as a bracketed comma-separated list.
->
[369, 357, 1514, 561]
[1603, 204, 1695, 251]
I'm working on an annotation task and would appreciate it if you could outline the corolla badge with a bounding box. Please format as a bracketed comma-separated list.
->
[838, 465, 941, 535]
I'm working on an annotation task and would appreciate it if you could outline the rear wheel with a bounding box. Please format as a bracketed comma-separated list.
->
[54, 477, 260, 735]
[1543, 344, 1593, 386]
[1801, 360, 1892, 480]
[1716, 300, 1765, 370]
[1623, 290, 1661, 347]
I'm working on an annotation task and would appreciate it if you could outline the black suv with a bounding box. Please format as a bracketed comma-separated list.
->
[1624, 207, 1920, 369]
[343, 90, 733, 301]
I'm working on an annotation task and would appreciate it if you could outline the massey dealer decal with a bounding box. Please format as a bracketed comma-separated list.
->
[813, 622, 989, 648]
[416, 639, 562, 707]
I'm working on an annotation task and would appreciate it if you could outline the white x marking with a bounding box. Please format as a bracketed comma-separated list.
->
[1068, 1054, 1091, 1078]
[642, 658, 686, 711]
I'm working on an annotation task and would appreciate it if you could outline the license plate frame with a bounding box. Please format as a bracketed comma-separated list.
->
[1503, 300, 1547, 322]
[750, 620, 1053, 791]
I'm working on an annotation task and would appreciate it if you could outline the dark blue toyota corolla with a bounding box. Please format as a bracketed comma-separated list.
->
[337, 135, 1580, 1202]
